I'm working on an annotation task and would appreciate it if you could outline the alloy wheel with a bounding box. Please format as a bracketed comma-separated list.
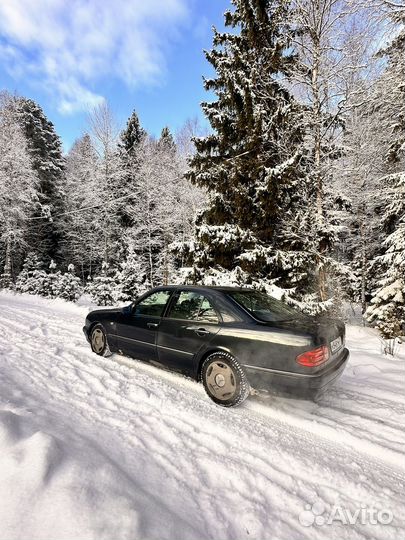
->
[91, 328, 105, 354]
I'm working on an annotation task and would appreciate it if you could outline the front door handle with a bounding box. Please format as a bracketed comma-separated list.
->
[195, 327, 209, 336]
[147, 322, 159, 329]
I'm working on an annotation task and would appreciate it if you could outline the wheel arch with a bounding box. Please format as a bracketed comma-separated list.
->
[87, 320, 110, 344]
[88, 320, 101, 336]
[196, 346, 235, 381]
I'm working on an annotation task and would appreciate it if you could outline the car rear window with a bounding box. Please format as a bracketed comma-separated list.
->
[228, 290, 307, 322]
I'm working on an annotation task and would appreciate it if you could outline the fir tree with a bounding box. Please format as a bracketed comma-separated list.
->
[86, 262, 117, 306]
[15, 252, 48, 296]
[45, 259, 64, 299]
[366, 174, 405, 348]
[119, 110, 146, 155]
[383, 8, 405, 167]
[14, 97, 66, 263]
[158, 126, 176, 155]
[116, 109, 147, 231]
[115, 247, 148, 302]
[59, 264, 83, 302]
[185, 0, 311, 296]
[366, 7, 405, 349]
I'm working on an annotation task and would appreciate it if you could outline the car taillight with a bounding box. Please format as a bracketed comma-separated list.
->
[296, 346, 329, 367]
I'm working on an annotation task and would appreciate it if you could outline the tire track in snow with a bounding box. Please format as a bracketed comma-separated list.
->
[0, 293, 404, 540]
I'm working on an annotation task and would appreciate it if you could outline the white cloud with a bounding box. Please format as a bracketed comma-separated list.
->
[0, 0, 190, 114]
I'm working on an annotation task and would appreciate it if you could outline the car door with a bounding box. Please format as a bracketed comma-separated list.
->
[115, 289, 173, 362]
[156, 290, 221, 376]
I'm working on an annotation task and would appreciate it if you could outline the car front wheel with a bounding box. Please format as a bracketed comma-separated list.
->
[90, 323, 111, 357]
[201, 352, 250, 407]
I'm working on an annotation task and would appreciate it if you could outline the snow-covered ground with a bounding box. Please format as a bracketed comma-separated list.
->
[0, 291, 404, 540]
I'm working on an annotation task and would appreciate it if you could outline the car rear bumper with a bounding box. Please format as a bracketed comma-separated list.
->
[244, 347, 349, 399]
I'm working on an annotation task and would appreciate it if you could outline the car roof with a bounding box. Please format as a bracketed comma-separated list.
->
[152, 285, 254, 294]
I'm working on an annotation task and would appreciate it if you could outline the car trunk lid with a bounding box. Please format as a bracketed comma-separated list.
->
[268, 317, 346, 367]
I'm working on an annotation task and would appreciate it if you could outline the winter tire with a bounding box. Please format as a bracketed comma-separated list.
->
[201, 351, 250, 407]
[90, 323, 112, 357]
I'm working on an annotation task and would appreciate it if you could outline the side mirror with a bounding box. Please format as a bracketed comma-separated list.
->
[122, 304, 133, 316]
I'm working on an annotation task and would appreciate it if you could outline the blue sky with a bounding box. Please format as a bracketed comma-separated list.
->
[0, 0, 230, 151]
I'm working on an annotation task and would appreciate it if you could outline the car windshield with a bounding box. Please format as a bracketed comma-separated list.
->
[228, 290, 307, 322]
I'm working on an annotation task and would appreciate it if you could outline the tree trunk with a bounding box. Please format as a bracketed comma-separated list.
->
[360, 216, 367, 314]
[1, 237, 13, 289]
[163, 235, 169, 285]
[312, 35, 327, 302]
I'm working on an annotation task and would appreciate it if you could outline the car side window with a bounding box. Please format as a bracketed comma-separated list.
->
[134, 290, 172, 317]
[168, 291, 219, 323]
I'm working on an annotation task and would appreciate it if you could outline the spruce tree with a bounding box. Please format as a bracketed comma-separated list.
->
[15, 252, 48, 296]
[115, 247, 147, 301]
[45, 259, 63, 299]
[86, 262, 117, 306]
[366, 173, 405, 346]
[186, 0, 311, 296]
[119, 110, 146, 155]
[114, 109, 147, 234]
[59, 264, 83, 302]
[366, 8, 405, 348]
[158, 126, 176, 155]
[15, 97, 66, 263]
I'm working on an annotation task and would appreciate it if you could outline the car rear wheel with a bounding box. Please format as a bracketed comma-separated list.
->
[201, 352, 250, 407]
[90, 324, 111, 357]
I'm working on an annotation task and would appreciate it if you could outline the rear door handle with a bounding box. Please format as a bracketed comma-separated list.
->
[147, 322, 159, 329]
[194, 327, 210, 336]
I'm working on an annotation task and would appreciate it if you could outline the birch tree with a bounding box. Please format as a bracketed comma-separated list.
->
[291, 0, 368, 302]
[63, 134, 103, 280]
[0, 92, 38, 287]
[88, 102, 125, 268]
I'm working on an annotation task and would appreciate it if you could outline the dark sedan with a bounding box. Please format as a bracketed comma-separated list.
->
[83, 286, 349, 407]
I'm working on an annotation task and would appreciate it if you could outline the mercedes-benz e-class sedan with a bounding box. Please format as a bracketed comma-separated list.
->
[83, 285, 349, 407]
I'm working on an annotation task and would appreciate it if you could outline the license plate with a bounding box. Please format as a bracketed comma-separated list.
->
[330, 336, 342, 353]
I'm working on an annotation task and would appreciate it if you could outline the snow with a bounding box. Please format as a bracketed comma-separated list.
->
[0, 291, 404, 540]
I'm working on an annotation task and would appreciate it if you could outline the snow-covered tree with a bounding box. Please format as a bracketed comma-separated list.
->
[126, 133, 184, 287]
[114, 247, 148, 302]
[88, 102, 126, 268]
[0, 92, 38, 286]
[367, 174, 405, 346]
[14, 97, 66, 263]
[172, 118, 208, 270]
[324, 9, 385, 312]
[86, 262, 118, 306]
[366, 4, 405, 348]
[184, 0, 313, 299]
[117, 109, 147, 232]
[44, 259, 64, 299]
[59, 264, 83, 302]
[291, 0, 370, 304]
[15, 252, 48, 295]
[158, 126, 176, 154]
[62, 134, 103, 279]
[119, 109, 146, 155]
